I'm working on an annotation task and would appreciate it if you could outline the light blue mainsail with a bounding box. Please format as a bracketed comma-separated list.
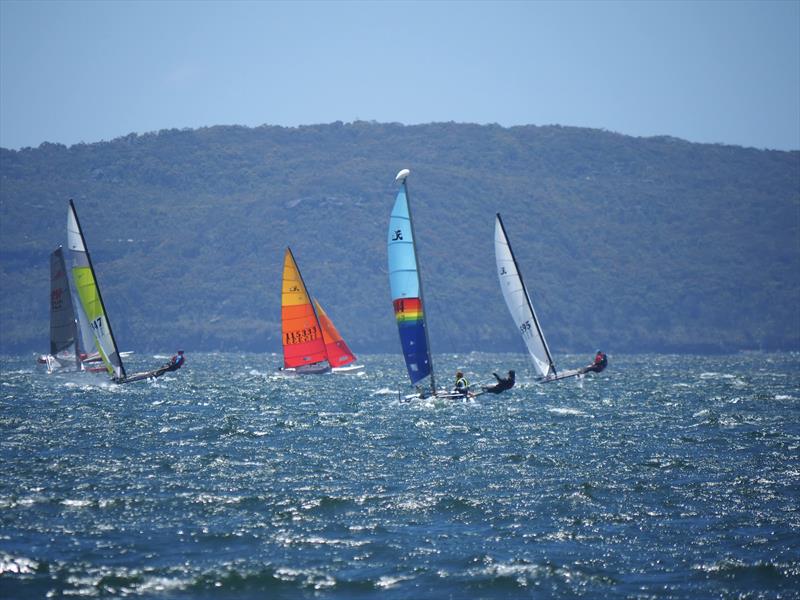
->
[388, 186, 419, 299]
[388, 174, 432, 386]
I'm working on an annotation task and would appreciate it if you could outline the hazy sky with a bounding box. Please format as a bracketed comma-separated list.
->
[1, 0, 798, 150]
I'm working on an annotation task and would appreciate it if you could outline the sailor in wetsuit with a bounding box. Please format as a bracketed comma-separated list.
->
[483, 370, 516, 394]
[165, 350, 185, 372]
[583, 350, 607, 374]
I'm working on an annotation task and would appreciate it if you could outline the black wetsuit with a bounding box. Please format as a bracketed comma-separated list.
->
[484, 372, 515, 394]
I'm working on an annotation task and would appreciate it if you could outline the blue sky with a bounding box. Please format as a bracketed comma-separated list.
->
[1, 0, 798, 150]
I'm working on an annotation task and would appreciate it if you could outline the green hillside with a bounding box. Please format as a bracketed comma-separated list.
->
[1, 121, 798, 355]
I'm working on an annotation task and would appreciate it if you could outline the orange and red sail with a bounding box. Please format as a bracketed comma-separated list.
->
[314, 300, 356, 368]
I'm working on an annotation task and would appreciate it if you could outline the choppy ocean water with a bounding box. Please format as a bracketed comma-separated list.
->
[1, 352, 798, 599]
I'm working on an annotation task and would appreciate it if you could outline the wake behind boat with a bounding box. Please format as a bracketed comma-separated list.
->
[67, 199, 184, 384]
[494, 212, 607, 383]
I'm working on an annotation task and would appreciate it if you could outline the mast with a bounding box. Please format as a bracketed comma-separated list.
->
[496, 212, 557, 377]
[399, 171, 437, 396]
[69, 199, 127, 380]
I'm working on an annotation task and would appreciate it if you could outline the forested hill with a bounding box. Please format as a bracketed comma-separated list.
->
[1, 122, 798, 355]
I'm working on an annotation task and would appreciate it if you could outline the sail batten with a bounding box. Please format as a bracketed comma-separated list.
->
[388, 173, 435, 390]
[494, 213, 557, 379]
[67, 200, 126, 380]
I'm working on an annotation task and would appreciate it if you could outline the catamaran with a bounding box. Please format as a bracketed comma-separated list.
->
[67, 199, 180, 384]
[280, 247, 363, 375]
[388, 169, 471, 400]
[495, 212, 606, 382]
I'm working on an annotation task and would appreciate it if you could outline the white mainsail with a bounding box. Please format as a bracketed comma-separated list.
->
[494, 213, 556, 379]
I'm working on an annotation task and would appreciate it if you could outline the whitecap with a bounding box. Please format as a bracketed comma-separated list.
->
[376, 574, 413, 589]
[547, 407, 589, 417]
[61, 499, 92, 508]
[371, 387, 398, 396]
[0, 553, 38, 575]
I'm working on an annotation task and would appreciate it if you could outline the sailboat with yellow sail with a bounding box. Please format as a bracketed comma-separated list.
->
[67, 199, 183, 384]
[280, 247, 363, 374]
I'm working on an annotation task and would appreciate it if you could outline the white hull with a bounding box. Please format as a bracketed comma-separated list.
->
[402, 388, 474, 402]
[331, 364, 365, 374]
[279, 363, 331, 375]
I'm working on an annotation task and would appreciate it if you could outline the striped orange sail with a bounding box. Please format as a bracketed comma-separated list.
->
[314, 300, 356, 368]
[281, 248, 328, 369]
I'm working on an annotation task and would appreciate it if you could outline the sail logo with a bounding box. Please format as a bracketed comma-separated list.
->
[391, 230, 403, 241]
[500, 267, 507, 275]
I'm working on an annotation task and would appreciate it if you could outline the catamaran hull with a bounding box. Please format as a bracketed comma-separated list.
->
[280, 363, 332, 375]
[115, 365, 176, 384]
[331, 364, 365, 374]
[402, 389, 474, 402]
[538, 364, 606, 383]
[538, 368, 584, 383]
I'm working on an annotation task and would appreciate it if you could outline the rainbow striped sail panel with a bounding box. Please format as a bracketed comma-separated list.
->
[388, 184, 431, 384]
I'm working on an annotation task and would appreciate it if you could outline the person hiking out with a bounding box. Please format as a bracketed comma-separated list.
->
[583, 350, 607, 374]
[166, 350, 185, 372]
[483, 369, 516, 394]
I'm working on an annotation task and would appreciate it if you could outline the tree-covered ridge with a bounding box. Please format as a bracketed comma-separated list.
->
[1, 121, 798, 354]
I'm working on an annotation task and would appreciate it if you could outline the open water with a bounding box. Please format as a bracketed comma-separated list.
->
[1, 352, 799, 599]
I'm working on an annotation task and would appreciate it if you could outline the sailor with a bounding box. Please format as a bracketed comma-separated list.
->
[166, 350, 185, 372]
[454, 371, 470, 397]
[584, 350, 607, 373]
[483, 370, 516, 394]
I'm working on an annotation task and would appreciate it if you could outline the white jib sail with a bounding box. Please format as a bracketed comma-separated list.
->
[494, 215, 555, 379]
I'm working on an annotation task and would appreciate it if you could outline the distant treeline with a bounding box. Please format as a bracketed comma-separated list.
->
[1, 121, 798, 355]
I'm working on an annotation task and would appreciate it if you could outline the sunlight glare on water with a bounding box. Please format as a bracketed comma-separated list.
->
[1, 352, 799, 598]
